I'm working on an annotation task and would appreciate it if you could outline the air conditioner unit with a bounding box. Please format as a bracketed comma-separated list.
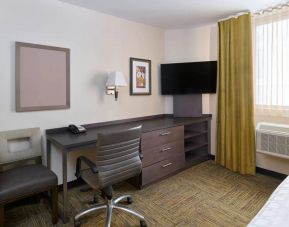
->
[256, 122, 289, 159]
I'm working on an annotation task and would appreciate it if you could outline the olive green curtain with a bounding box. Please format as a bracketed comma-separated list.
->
[216, 13, 256, 175]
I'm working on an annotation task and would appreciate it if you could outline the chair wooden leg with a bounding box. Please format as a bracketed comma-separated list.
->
[0, 204, 4, 227]
[51, 186, 58, 224]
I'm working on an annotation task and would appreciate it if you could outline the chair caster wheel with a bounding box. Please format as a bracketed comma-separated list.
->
[127, 197, 133, 204]
[140, 219, 147, 227]
[74, 220, 82, 227]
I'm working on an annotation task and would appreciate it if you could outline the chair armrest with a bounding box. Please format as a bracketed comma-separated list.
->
[75, 156, 98, 179]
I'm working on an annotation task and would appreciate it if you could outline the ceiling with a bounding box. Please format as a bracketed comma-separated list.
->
[60, 0, 283, 29]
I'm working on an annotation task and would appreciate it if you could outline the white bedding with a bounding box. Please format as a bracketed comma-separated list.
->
[248, 176, 289, 227]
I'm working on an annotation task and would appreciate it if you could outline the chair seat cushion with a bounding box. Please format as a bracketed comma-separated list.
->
[0, 164, 57, 203]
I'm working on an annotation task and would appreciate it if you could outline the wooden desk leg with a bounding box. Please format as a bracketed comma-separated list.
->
[62, 150, 69, 223]
[46, 140, 51, 169]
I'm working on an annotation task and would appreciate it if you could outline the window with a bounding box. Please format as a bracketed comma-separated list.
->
[254, 10, 289, 116]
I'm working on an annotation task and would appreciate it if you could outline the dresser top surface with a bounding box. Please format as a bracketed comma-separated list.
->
[46, 114, 211, 150]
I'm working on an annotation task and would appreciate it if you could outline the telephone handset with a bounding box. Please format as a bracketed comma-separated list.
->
[68, 124, 87, 134]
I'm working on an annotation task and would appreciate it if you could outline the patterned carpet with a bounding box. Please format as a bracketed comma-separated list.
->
[5, 161, 282, 227]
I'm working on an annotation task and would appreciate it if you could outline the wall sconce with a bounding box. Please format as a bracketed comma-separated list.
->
[106, 71, 127, 101]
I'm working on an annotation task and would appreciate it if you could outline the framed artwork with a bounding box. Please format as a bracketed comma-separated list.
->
[15, 42, 70, 112]
[130, 58, 151, 95]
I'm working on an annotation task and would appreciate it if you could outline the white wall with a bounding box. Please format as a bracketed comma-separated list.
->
[164, 24, 218, 155]
[0, 0, 165, 183]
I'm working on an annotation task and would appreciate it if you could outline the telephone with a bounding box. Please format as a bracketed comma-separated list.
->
[68, 124, 87, 134]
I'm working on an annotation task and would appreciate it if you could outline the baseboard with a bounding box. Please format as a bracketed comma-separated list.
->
[256, 167, 287, 180]
[58, 178, 85, 191]
[63, 157, 287, 189]
[209, 154, 287, 180]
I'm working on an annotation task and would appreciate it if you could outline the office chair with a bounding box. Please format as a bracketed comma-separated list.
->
[74, 125, 147, 227]
[0, 128, 58, 227]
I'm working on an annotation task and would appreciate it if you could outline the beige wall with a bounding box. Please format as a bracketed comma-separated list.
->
[164, 24, 218, 155]
[1, 0, 287, 184]
[0, 0, 165, 183]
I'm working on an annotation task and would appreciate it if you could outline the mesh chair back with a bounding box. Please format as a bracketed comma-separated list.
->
[96, 125, 142, 188]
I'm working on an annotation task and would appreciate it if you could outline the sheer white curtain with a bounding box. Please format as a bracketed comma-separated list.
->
[254, 8, 289, 117]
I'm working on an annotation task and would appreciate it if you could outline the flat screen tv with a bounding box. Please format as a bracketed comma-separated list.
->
[161, 61, 217, 94]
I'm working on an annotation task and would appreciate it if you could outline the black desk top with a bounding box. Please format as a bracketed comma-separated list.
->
[46, 114, 211, 151]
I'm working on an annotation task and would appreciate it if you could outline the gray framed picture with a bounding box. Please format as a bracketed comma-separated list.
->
[15, 42, 70, 112]
[130, 58, 151, 95]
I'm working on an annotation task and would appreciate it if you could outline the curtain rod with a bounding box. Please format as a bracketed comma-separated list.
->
[254, 2, 289, 15]
[218, 11, 249, 22]
[218, 2, 289, 22]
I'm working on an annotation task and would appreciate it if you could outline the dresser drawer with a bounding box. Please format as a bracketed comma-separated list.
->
[142, 154, 185, 186]
[142, 140, 184, 167]
[141, 126, 184, 150]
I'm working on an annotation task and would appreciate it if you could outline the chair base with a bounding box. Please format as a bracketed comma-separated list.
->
[74, 194, 146, 227]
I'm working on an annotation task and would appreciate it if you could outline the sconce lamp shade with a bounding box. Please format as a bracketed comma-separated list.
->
[106, 71, 127, 87]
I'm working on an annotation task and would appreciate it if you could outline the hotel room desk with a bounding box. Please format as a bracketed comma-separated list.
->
[46, 114, 211, 223]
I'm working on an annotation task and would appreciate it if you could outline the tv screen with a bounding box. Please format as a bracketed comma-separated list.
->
[161, 61, 217, 94]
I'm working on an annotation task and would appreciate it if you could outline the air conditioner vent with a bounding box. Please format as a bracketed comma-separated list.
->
[256, 122, 289, 159]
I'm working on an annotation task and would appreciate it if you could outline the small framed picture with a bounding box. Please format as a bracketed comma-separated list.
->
[130, 58, 151, 95]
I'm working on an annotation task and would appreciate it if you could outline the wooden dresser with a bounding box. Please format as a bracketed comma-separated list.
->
[141, 126, 185, 186]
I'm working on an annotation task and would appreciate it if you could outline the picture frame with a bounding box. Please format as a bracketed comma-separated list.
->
[130, 58, 151, 95]
[15, 42, 70, 112]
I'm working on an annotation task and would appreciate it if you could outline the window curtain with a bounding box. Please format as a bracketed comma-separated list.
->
[254, 8, 289, 117]
[216, 13, 256, 175]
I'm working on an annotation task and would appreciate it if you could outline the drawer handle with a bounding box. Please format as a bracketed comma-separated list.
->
[162, 163, 172, 168]
[160, 132, 171, 136]
[161, 147, 172, 152]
